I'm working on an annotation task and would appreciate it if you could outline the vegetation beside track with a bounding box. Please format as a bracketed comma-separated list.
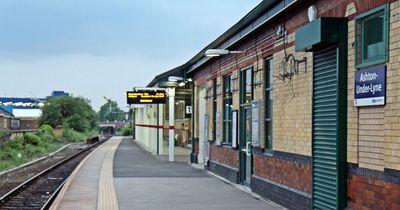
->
[0, 95, 99, 172]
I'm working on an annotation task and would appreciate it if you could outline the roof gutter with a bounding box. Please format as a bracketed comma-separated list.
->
[185, 0, 298, 76]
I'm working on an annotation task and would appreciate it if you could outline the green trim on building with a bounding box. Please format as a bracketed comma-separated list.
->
[296, 17, 348, 210]
[354, 4, 389, 68]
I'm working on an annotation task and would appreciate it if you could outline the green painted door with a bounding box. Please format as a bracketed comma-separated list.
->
[239, 67, 253, 186]
[240, 105, 252, 186]
[312, 45, 341, 210]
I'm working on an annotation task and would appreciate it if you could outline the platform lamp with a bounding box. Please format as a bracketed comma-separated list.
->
[159, 76, 184, 162]
[205, 49, 245, 57]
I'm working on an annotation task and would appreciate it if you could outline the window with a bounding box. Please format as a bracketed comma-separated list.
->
[175, 100, 185, 119]
[240, 68, 253, 104]
[222, 75, 233, 144]
[212, 79, 217, 142]
[355, 4, 388, 68]
[265, 58, 273, 151]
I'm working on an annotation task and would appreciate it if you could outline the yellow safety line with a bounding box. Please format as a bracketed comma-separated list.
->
[97, 138, 122, 210]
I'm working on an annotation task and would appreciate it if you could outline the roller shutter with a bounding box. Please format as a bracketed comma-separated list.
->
[312, 45, 340, 210]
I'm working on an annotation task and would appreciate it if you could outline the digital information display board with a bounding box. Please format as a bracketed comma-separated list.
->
[127, 90, 166, 104]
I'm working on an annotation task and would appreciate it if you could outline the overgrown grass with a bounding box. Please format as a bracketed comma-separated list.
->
[0, 125, 97, 172]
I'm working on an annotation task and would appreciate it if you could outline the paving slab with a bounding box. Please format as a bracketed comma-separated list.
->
[114, 139, 282, 210]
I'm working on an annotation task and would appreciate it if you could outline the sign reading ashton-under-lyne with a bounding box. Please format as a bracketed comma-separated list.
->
[354, 65, 386, 107]
[127, 90, 166, 104]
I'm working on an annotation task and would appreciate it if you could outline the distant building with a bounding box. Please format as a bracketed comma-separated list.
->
[51, 91, 69, 97]
[12, 108, 41, 131]
[0, 107, 13, 130]
[0, 97, 45, 132]
[0, 97, 45, 108]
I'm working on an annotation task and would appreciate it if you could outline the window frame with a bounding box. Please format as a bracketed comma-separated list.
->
[240, 67, 254, 105]
[264, 57, 273, 153]
[222, 74, 233, 145]
[354, 3, 389, 68]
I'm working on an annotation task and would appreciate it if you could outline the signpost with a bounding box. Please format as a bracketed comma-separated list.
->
[354, 65, 386, 107]
[127, 90, 166, 104]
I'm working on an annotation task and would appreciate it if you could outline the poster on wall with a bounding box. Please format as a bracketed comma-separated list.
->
[232, 110, 238, 149]
[215, 112, 222, 145]
[251, 100, 260, 147]
[354, 65, 386, 106]
[204, 114, 209, 143]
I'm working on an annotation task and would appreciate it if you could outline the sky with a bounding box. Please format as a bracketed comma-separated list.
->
[0, 0, 261, 111]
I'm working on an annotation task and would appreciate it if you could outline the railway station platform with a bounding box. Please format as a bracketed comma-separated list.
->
[50, 137, 284, 210]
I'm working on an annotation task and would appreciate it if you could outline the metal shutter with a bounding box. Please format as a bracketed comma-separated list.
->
[312, 45, 339, 210]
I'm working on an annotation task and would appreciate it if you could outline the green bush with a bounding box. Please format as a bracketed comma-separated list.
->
[0, 129, 11, 146]
[23, 133, 43, 146]
[38, 125, 56, 143]
[4, 136, 24, 150]
[0, 148, 12, 160]
[121, 126, 132, 136]
[62, 128, 86, 142]
[0, 129, 11, 140]
[39, 124, 54, 136]
[63, 114, 91, 133]
[25, 144, 45, 157]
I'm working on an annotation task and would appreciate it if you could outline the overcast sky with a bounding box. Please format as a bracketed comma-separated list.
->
[0, 0, 261, 111]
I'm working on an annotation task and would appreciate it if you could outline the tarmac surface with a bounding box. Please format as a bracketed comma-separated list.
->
[114, 138, 282, 210]
[52, 137, 283, 210]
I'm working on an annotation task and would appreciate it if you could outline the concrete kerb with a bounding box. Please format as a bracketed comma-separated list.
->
[49, 142, 105, 210]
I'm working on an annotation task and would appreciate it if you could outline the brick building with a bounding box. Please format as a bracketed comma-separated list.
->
[184, 0, 400, 209]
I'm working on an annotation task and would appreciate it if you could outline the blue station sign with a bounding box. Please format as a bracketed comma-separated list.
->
[354, 65, 386, 106]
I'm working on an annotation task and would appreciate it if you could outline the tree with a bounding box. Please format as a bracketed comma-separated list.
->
[39, 96, 97, 132]
[98, 100, 125, 122]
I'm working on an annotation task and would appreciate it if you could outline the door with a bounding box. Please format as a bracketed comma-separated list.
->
[239, 67, 253, 186]
[240, 105, 252, 185]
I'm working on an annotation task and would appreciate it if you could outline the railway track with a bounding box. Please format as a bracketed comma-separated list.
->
[0, 138, 107, 210]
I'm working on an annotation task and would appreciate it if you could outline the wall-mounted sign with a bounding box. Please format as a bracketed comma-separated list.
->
[215, 112, 222, 145]
[354, 65, 386, 107]
[186, 106, 192, 114]
[127, 90, 166, 104]
[251, 100, 260, 147]
[204, 114, 209, 143]
[232, 110, 238, 149]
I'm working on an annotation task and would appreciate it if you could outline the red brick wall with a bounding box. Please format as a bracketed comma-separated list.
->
[253, 154, 311, 193]
[209, 145, 239, 168]
[348, 175, 400, 210]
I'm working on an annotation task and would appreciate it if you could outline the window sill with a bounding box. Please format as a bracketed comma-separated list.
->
[253, 147, 273, 156]
[220, 143, 233, 149]
[262, 150, 273, 157]
[355, 57, 387, 69]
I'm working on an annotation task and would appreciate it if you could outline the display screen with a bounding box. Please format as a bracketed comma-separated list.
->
[127, 90, 166, 104]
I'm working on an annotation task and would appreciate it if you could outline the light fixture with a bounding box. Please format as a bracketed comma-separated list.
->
[178, 82, 185, 87]
[308, 5, 317, 22]
[168, 76, 184, 82]
[205, 49, 245, 57]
